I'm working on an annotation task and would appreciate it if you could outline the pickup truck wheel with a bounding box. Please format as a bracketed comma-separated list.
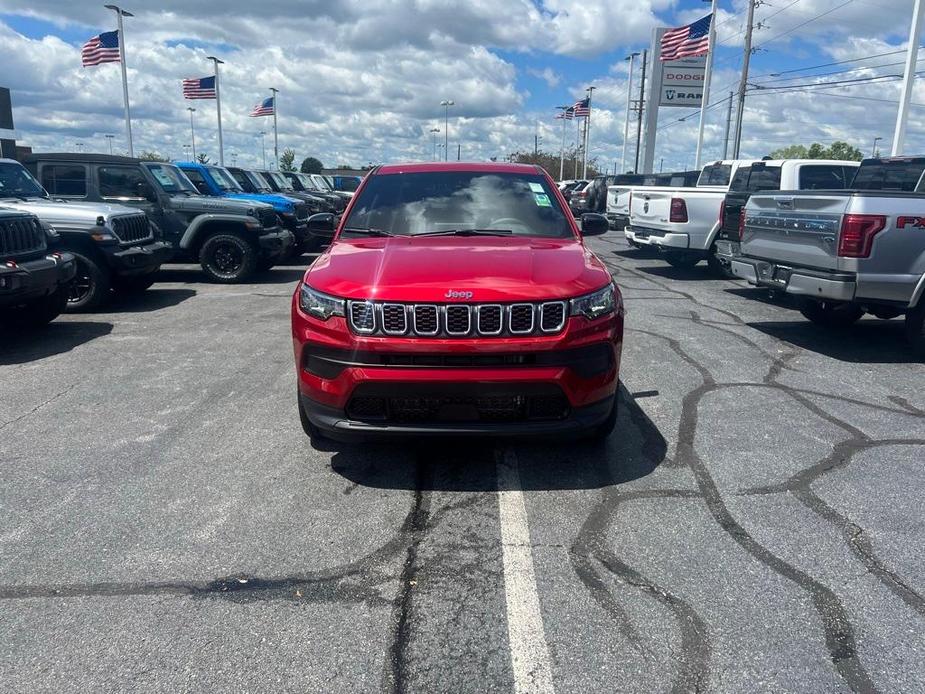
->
[798, 300, 864, 328]
[664, 252, 700, 269]
[112, 273, 156, 294]
[66, 251, 111, 311]
[904, 301, 925, 356]
[200, 233, 257, 283]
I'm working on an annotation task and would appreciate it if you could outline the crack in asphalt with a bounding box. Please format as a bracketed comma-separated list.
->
[0, 382, 77, 432]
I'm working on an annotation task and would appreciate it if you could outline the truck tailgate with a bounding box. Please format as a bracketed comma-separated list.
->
[606, 186, 630, 216]
[631, 189, 674, 228]
[742, 193, 850, 271]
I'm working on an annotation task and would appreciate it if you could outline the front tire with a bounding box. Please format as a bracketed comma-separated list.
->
[904, 300, 925, 357]
[66, 251, 111, 311]
[798, 300, 864, 328]
[199, 233, 257, 283]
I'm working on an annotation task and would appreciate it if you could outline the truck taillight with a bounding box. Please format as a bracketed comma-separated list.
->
[719, 199, 726, 226]
[670, 198, 688, 223]
[838, 214, 887, 258]
[738, 210, 746, 241]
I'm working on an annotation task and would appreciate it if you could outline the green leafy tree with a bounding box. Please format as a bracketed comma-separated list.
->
[280, 148, 296, 172]
[768, 141, 863, 161]
[300, 157, 324, 174]
[510, 149, 600, 180]
[195, 153, 211, 164]
[139, 151, 169, 162]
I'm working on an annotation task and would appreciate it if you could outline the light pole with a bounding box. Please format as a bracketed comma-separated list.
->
[620, 53, 639, 174]
[258, 131, 266, 169]
[206, 55, 224, 165]
[231, 151, 237, 167]
[104, 5, 134, 157]
[187, 107, 197, 160]
[556, 105, 570, 181]
[872, 136, 883, 158]
[430, 128, 440, 161]
[440, 99, 454, 161]
[75, 142, 84, 153]
[105, 134, 114, 155]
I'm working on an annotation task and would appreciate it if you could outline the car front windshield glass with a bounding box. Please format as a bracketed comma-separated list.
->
[208, 166, 243, 192]
[343, 171, 572, 238]
[312, 174, 333, 191]
[245, 171, 270, 190]
[298, 174, 319, 190]
[145, 163, 199, 194]
[270, 172, 294, 190]
[0, 162, 47, 197]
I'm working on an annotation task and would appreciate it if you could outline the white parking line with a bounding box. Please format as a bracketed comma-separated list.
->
[496, 448, 555, 694]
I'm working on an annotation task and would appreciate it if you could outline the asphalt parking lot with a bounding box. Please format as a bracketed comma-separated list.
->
[2, 232, 924, 694]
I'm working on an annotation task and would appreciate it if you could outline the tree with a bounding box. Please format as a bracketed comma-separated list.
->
[510, 149, 600, 180]
[300, 157, 324, 174]
[280, 148, 296, 172]
[195, 153, 211, 164]
[768, 141, 863, 161]
[139, 151, 169, 162]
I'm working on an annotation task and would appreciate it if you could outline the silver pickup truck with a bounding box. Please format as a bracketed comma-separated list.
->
[730, 156, 925, 355]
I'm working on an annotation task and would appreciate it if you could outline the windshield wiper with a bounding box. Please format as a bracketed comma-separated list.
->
[413, 228, 514, 237]
[342, 226, 394, 237]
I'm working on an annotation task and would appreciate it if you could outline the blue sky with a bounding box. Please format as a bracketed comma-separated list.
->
[0, 0, 922, 170]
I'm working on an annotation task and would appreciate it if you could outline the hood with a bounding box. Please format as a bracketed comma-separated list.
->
[170, 195, 273, 215]
[0, 197, 143, 228]
[225, 192, 296, 211]
[305, 236, 610, 303]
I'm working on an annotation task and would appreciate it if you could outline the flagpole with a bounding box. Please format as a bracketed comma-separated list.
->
[207, 56, 225, 165]
[105, 5, 134, 157]
[620, 53, 638, 174]
[574, 117, 580, 179]
[558, 111, 566, 181]
[892, 0, 925, 155]
[187, 107, 196, 160]
[694, 2, 718, 169]
[270, 87, 279, 169]
[583, 87, 594, 179]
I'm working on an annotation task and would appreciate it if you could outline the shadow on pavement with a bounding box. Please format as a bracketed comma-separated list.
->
[611, 247, 660, 259]
[749, 318, 917, 364]
[0, 321, 113, 366]
[724, 286, 796, 308]
[329, 384, 667, 492]
[153, 267, 309, 285]
[636, 264, 715, 281]
[107, 288, 196, 313]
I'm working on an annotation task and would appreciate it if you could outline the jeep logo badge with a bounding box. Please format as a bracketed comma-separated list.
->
[445, 290, 473, 300]
[643, 202, 649, 214]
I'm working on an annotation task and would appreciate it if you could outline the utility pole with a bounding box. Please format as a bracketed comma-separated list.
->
[694, 0, 718, 169]
[634, 49, 647, 174]
[187, 107, 197, 160]
[722, 91, 734, 159]
[892, 0, 925, 155]
[620, 53, 638, 174]
[104, 5, 134, 157]
[732, 0, 757, 158]
[207, 56, 225, 165]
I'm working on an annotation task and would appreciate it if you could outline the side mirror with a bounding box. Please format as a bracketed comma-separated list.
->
[581, 213, 609, 236]
[136, 182, 157, 202]
[308, 212, 336, 233]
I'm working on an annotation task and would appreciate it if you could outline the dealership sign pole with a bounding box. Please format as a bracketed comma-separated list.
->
[694, 0, 718, 169]
[620, 53, 638, 174]
[892, 0, 924, 155]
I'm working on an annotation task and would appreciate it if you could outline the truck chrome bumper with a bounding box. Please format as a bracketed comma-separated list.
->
[731, 258, 857, 302]
[649, 233, 689, 250]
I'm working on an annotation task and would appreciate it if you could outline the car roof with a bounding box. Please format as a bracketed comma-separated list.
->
[21, 152, 141, 164]
[375, 161, 544, 176]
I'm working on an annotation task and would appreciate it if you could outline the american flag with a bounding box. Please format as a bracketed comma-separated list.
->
[555, 106, 575, 120]
[573, 98, 590, 118]
[81, 30, 121, 67]
[660, 13, 712, 61]
[250, 96, 275, 117]
[182, 76, 216, 99]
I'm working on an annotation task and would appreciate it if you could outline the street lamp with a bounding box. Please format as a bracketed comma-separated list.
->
[440, 99, 454, 161]
[75, 142, 84, 153]
[872, 136, 883, 158]
[187, 107, 197, 160]
[429, 127, 440, 161]
[104, 134, 115, 155]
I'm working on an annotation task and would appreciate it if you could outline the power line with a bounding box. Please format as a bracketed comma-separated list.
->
[753, 0, 856, 49]
[750, 60, 906, 85]
[752, 46, 918, 78]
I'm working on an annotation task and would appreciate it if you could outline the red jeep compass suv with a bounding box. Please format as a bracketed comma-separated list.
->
[291, 162, 624, 440]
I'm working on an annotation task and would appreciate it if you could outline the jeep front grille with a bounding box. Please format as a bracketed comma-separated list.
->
[296, 204, 309, 220]
[110, 214, 151, 244]
[0, 216, 46, 256]
[346, 300, 570, 338]
[258, 208, 277, 229]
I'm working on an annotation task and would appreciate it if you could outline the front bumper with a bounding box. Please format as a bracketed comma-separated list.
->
[258, 228, 295, 257]
[0, 253, 76, 307]
[103, 240, 172, 276]
[730, 257, 856, 301]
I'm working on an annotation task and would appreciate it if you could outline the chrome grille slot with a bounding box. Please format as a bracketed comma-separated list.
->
[110, 214, 151, 244]
[508, 304, 534, 334]
[540, 302, 567, 332]
[476, 305, 503, 335]
[349, 301, 376, 333]
[0, 216, 45, 256]
[381, 303, 408, 334]
[444, 305, 471, 335]
[413, 305, 439, 335]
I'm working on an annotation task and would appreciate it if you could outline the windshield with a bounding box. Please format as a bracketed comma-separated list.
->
[851, 159, 925, 191]
[0, 162, 47, 198]
[312, 174, 333, 191]
[242, 170, 269, 190]
[342, 171, 572, 238]
[267, 172, 294, 190]
[298, 174, 320, 191]
[337, 177, 360, 192]
[207, 166, 243, 192]
[698, 164, 732, 186]
[145, 163, 199, 194]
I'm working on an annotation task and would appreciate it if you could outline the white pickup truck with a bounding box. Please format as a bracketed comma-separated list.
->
[606, 171, 698, 231]
[625, 160, 754, 270]
[730, 156, 925, 355]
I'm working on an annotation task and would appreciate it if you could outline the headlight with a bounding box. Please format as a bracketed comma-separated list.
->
[299, 283, 345, 320]
[569, 283, 616, 321]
